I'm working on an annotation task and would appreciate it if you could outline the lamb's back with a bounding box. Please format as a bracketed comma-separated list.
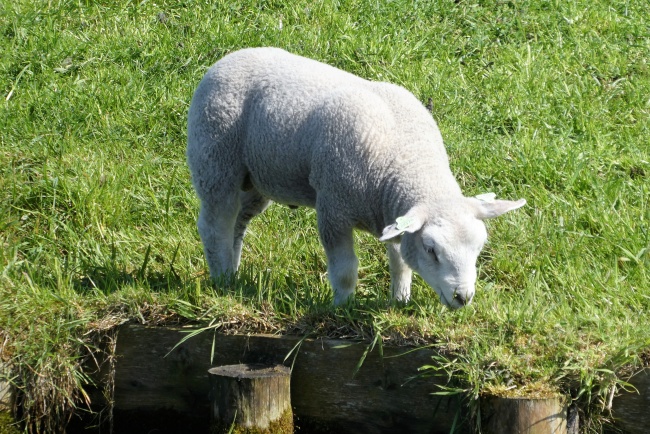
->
[189, 48, 458, 214]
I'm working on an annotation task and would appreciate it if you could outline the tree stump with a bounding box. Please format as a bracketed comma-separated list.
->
[208, 364, 293, 434]
[481, 395, 568, 434]
[0, 363, 13, 412]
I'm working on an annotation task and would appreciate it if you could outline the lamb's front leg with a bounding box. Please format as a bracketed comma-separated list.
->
[386, 241, 412, 303]
[317, 211, 358, 306]
[324, 234, 359, 306]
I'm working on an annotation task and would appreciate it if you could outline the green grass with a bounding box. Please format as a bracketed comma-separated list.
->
[1, 0, 649, 431]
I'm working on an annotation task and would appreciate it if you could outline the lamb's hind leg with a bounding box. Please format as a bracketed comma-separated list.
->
[197, 192, 240, 282]
[233, 189, 270, 270]
[321, 227, 358, 306]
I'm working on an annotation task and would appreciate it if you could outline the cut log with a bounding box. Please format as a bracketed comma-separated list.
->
[0, 363, 12, 412]
[481, 395, 568, 434]
[208, 364, 292, 434]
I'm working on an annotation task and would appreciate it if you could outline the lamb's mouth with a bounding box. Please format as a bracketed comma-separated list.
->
[437, 289, 453, 308]
[440, 289, 467, 309]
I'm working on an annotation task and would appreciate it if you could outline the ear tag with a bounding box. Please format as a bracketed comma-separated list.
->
[475, 193, 496, 203]
[395, 216, 414, 231]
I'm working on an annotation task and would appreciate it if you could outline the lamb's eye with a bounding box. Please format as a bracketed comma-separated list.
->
[425, 245, 439, 262]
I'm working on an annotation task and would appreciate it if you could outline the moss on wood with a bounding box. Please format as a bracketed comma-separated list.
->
[210, 408, 293, 434]
[0, 413, 19, 434]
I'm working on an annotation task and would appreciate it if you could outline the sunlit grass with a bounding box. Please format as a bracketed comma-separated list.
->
[1, 0, 649, 431]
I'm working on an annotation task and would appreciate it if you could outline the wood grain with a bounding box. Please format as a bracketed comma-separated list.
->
[481, 396, 567, 434]
[209, 364, 292, 433]
[612, 368, 650, 434]
[0, 363, 12, 412]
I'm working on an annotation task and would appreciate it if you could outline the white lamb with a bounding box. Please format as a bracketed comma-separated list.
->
[187, 47, 525, 308]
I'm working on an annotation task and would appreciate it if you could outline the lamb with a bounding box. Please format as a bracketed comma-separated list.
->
[187, 47, 526, 308]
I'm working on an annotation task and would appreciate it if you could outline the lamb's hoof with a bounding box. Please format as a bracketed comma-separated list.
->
[333, 293, 355, 307]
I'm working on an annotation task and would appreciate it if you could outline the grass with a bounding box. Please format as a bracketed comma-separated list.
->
[1, 0, 649, 431]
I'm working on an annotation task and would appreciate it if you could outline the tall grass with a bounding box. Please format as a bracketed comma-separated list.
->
[1, 0, 649, 431]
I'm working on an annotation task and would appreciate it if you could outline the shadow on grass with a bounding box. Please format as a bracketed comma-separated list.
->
[72, 262, 185, 296]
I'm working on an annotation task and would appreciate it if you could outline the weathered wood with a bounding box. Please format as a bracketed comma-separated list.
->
[612, 368, 650, 434]
[209, 364, 292, 433]
[0, 363, 12, 412]
[566, 404, 579, 434]
[0, 387, 10, 412]
[113, 325, 468, 433]
[481, 396, 567, 434]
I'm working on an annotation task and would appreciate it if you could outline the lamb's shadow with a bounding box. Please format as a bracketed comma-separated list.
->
[72, 261, 184, 295]
[70, 259, 288, 301]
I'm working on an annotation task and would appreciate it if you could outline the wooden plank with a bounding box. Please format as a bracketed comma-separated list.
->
[613, 368, 650, 434]
[113, 325, 467, 433]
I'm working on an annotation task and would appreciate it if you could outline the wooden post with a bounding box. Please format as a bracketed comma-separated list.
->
[208, 364, 293, 434]
[481, 395, 568, 434]
[0, 363, 12, 412]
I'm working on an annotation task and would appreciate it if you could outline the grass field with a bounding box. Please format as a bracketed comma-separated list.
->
[1, 0, 649, 431]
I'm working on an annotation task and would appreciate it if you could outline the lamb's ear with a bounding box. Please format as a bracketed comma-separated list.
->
[471, 193, 526, 220]
[379, 208, 426, 242]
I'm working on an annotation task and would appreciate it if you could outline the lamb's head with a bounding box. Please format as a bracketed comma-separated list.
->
[380, 194, 526, 308]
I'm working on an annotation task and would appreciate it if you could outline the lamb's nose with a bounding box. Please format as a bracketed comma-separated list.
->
[454, 289, 473, 306]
